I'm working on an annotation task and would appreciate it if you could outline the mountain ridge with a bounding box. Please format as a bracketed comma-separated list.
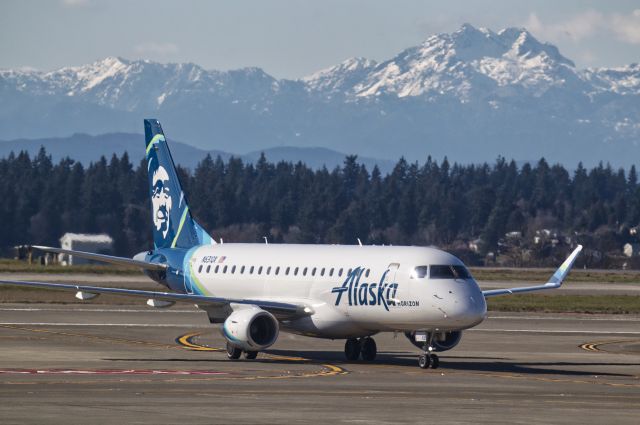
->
[0, 133, 395, 173]
[1, 24, 639, 167]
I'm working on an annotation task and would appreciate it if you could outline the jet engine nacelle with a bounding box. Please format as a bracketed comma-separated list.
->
[222, 307, 279, 351]
[405, 330, 463, 352]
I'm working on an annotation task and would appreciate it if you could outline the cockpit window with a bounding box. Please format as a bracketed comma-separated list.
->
[411, 266, 428, 279]
[429, 265, 456, 279]
[452, 265, 472, 279]
[430, 265, 472, 280]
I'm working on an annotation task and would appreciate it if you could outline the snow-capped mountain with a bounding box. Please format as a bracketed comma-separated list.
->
[344, 24, 583, 98]
[303, 57, 377, 95]
[1, 24, 639, 167]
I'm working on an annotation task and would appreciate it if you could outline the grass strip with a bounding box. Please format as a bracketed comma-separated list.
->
[0, 259, 139, 274]
[487, 294, 640, 314]
[471, 268, 640, 284]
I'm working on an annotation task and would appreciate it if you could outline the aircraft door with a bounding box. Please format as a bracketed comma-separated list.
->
[386, 263, 400, 282]
[386, 263, 400, 305]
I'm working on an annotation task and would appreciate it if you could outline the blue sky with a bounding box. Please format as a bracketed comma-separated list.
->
[1, 0, 639, 78]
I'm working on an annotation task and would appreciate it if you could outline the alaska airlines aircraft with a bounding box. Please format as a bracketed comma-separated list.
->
[0, 119, 583, 369]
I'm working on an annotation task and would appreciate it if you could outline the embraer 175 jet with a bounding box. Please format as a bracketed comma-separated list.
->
[0, 119, 583, 369]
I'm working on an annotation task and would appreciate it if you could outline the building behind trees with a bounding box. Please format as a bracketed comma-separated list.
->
[1, 147, 638, 268]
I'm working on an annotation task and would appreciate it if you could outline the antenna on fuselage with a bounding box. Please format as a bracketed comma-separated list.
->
[357, 238, 363, 247]
[263, 236, 268, 245]
[220, 238, 224, 244]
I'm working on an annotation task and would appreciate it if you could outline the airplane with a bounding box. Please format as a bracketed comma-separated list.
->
[0, 119, 583, 369]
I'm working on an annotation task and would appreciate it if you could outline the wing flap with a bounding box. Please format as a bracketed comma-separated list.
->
[0, 279, 308, 319]
[482, 245, 583, 298]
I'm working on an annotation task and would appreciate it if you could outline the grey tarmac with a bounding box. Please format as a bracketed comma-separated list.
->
[0, 302, 638, 424]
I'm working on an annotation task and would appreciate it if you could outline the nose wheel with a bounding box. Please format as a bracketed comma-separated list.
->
[418, 353, 439, 369]
[417, 332, 440, 369]
[344, 337, 377, 361]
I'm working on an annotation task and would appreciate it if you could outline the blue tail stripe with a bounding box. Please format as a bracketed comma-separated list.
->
[144, 119, 214, 249]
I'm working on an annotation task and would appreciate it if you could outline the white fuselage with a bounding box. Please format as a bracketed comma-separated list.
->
[185, 244, 487, 339]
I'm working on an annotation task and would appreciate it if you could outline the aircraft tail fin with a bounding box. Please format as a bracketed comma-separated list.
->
[144, 119, 215, 249]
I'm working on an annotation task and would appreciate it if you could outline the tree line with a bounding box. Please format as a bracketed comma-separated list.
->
[1, 147, 639, 266]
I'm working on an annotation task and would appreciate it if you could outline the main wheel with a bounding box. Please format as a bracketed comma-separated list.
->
[244, 351, 258, 360]
[361, 337, 377, 361]
[430, 354, 440, 369]
[226, 342, 242, 360]
[344, 338, 361, 361]
[418, 354, 431, 369]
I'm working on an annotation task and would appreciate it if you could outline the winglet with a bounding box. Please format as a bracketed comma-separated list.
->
[546, 244, 583, 288]
[482, 245, 583, 298]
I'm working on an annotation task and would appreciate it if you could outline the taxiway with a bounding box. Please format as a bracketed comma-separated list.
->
[0, 303, 638, 424]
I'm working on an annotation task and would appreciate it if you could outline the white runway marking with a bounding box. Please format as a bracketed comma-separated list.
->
[488, 315, 640, 322]
[0, 307, 199, 313]
[1, 322, 639, 335]
[0, 322, 209, 328]
[471, 328, 640, 335]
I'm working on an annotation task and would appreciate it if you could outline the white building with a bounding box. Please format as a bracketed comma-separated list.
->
[59, 233, 113, 265]
[623, 243, 640, 258]
[505, 231, 522, 239]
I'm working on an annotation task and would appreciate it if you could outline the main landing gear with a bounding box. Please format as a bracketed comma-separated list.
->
[344, 337, 377, 361]
[226, 342, 259, 360]
[418, 333, 440, 369]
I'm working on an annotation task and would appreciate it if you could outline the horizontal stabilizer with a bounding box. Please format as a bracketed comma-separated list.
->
[31, 246, 167, 271]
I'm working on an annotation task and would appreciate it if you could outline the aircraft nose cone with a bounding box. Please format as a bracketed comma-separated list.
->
[468, 293, 487, 325]
[448, 286, 486, 327]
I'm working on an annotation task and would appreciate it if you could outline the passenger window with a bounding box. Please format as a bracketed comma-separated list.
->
[215, 265, 220, 273]
[198, 265, 203, 273]
[266, 266, 271, 275]
[338, 268, 343, 277]
[231, 265, 236, 274]
[312, 267, 316, 276]
[250, 266, 254, 274]
[320, 268, 325, 276]
[240, 265, 245, 274]
[286, 267, 290, 275]
[294, 267, 299, 276]
[347, 268, 352, 276]
[412, 266, 428, 279]
[223, 265, 228, 273]
[303, 267, 308, 276]
[329, 268, 334, 277]
[365, 269, 370, 278]
[206, 265, 211, 273]
[258, 266, 263, 275]
[275, 266, 280, 275]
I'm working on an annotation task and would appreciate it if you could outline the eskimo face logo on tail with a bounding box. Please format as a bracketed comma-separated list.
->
[152, 166, 172, 239]
[331, 267, 398, 312]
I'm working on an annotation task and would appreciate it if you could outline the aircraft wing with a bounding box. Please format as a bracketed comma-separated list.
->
[482, 245, 583, 298]
[0, 279, 309, 319]
[32, 245, 167, 271]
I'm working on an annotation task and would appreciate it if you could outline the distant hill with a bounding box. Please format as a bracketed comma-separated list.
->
[1, 24, 638, 167]
[0, 133, 395, 173]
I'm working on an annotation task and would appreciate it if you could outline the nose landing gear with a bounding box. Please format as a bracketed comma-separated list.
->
[418, 353, 439, 369]
[417, 332, 440, 369]
[344, 337, 377, 361]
